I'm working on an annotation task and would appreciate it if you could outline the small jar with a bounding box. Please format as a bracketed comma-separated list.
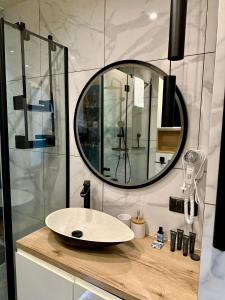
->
[131, 217, 146, 238]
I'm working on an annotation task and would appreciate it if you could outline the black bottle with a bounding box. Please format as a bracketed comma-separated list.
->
[157, 226, 164, 243]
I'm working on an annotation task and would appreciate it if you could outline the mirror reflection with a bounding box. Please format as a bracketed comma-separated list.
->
[75, 62, 187, 188]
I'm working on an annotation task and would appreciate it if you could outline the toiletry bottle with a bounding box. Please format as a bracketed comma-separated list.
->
[157, 226, 164, 243]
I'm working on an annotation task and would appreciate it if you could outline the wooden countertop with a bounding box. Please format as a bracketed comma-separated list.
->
[16, 227, 199, 300]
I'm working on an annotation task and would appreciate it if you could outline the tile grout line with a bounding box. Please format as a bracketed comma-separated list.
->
[197, 0, 209, 149]
[104, 0, 106, 67]
[6, 52, 216, 85]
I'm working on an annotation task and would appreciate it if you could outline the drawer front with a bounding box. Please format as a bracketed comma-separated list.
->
[16, 252, 74, 300]
[74, 278, 122, 300]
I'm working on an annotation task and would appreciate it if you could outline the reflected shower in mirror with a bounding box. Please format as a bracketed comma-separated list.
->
[74, 61, 188, 188]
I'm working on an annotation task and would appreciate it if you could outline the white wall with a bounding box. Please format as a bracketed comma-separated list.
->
[2, 0, 219, 246]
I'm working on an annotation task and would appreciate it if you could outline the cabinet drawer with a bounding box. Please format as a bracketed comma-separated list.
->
[16, 251, 74, 300]
[74, 278, 121, 300]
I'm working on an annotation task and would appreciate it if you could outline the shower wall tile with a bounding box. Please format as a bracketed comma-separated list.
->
[43, 153, 67, 217]
[9, 149, 44, 222]
[39, 0, 104, 73]
[149, 59, 170, 75]
[204, 3, 225, 205]
[185, 0, 207, 55]
[3, 0, 41, 79]
[42, 74, 67, 155]
[11, 211, 44, 243]
[23, 34, 41, 79]
[6, 80, 23, 149]
[2, 0, 40, 34]
[105, 0, 170, 64]
[171, 55, 204, 167]
[105, 0, 208, 65]
[4, 24, 23, 82]
[103, 168, 202, 244]
[69, 69, 99, 157]
[199, 2, 225, 299]
[198, 53, 216, 155]
[205, 0, 219, 53]
[70, 155, 103, 210]
[7, 77, 54, 150]
[40, 41, 65, 77]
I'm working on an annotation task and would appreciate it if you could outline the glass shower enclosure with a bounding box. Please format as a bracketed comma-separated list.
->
[0, 18, 69, 299]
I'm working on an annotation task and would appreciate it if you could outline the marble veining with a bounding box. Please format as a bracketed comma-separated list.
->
[40, 0, 105, 72]
[105, 0, 208, 65]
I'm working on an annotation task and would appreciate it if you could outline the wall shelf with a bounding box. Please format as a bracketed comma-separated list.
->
[15, 135, 55, 149]
[13, 25, 56, 149]
[13, 96, 54, 112]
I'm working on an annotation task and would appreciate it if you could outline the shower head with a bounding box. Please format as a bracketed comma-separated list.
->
[117, 120, 125, 128]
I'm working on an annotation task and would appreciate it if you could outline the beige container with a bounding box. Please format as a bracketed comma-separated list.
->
[131, 217, 146, 238]
[117, 214, 131, 227]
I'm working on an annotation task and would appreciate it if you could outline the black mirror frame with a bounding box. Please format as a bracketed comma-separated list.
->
[74, 60, 188, 189]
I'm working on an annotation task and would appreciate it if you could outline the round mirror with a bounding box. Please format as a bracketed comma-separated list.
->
[74, 60, 188, 189]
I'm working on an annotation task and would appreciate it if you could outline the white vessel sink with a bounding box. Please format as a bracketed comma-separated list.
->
[46, 208, 134, 248]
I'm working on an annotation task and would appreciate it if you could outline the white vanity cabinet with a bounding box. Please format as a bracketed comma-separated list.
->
[16, 250, 121, 300]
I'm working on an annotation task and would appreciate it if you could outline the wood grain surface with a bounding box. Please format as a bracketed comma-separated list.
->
[16, 227, 199, 300]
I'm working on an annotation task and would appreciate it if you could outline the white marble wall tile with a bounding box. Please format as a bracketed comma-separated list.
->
[185, 0, 207, 55]
[70, 155, 103, 211]
[2, 0, 39, 34]
[43, 153, 67, 217]
[149, 58, 170, 75]
[9, 149, 44, 221]
[198, 53, 216, 156]
[23, 34, 41, 79]
[205, 0, 219, 53]
[6, 80, 23, 149]
[204, 0, 225, 205]
[41, 74, 66, 155]
[105, 0, 170, 64]
[11, 210, 44, 243]
[40, 42, 65, 78]
[171, 55, 204, 168]
[69, 69, 99, 156]
[3, 1, 41, 79]
[105, 0, 208, 65]
[103, 169, 203, 241]
[40, 0, 104, 72]
[199, 2, 225, 299]
[4, 23, 23, 82]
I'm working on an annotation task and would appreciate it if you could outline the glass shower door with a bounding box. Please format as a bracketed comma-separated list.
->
[0, 18, 69, 299]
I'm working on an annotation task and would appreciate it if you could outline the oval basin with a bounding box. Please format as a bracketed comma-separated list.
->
[45, 208, 134, 248]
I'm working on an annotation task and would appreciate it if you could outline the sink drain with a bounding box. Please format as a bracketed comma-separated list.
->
[71, 230, 83, 238]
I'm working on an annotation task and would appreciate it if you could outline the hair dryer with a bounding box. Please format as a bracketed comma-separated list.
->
[181, 150, 206, 225]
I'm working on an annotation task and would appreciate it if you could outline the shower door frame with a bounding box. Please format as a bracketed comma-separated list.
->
[0, 17, 16, 300]
[0, 18, 70, 300]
